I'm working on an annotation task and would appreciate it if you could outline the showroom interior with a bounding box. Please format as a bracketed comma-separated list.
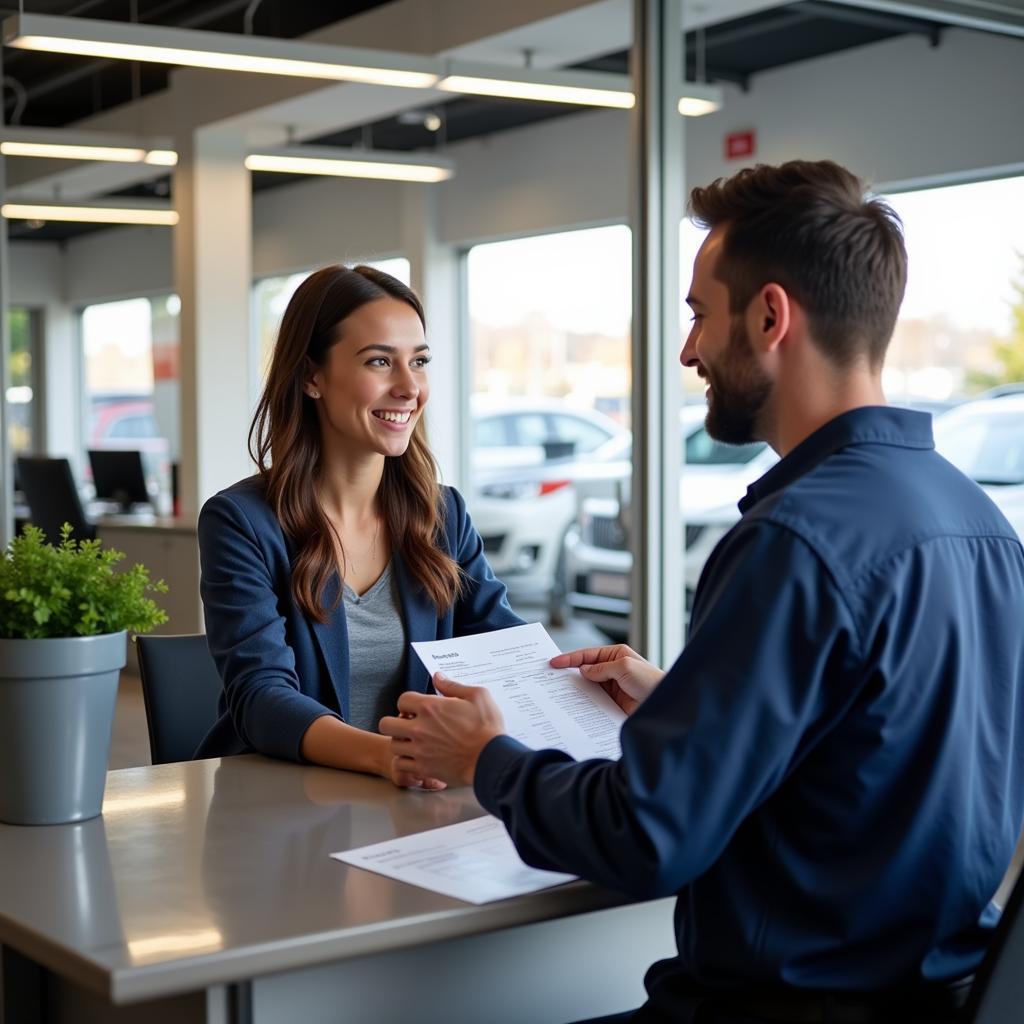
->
[1, 1, 1024, 1021]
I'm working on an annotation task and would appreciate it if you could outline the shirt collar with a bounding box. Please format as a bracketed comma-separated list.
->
[739, 405, 935, 515]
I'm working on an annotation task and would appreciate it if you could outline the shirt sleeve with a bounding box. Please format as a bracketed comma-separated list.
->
[473, 519, 862, 898]
[198, 493, 340, 761]
[446, 486, 526, 635]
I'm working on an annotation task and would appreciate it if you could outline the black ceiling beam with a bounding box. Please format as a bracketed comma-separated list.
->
[689, 9, 818, 51]
[794, 1, 943, 45]
[700, 67, 750, 91]
[2, 0, 255, 117]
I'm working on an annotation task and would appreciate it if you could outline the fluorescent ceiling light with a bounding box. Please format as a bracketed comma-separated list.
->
[438, 61, 634, 109]
[143, 150, 178, 166]
[2, 12, 439, 89]
[1, 141, 147, 162]
[0, 127, 177, 165]
[245, 146, 454, 183]
[677, 83, 723, 117]
[1, 200, 178, 226]
[2, 13, 637, 111]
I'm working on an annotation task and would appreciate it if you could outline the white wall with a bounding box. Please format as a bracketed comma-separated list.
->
[253, 176, 405, 279]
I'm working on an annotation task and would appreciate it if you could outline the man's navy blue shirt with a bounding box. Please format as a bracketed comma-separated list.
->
[474, 406, 1024, 1004]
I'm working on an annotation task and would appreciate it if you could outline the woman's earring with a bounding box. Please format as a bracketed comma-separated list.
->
[309, 390, 321, 399]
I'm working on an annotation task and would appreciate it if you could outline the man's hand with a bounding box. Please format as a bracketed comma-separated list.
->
[379, 674, 505, 787]
[550, 643, 664, 716]
[382, 754, 448, 792]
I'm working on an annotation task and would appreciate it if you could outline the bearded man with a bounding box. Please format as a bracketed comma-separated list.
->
[382, 160, 1024, 1024]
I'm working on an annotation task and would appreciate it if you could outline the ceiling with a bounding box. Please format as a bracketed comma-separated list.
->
[0, 0, 1003, 241]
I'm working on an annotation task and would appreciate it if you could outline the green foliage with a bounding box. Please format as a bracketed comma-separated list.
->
[0, 524, 168, 640]
[970, 251, 1024, 391]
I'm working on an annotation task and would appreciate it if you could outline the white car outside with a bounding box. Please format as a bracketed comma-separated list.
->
[562, 407, 778, 636]
[469, 433, 631, 607]
[933, 394, 1024, 541]
[470, 397, 625, 473]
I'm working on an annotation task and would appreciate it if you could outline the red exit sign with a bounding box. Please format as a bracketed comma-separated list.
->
[725, 130, 756, 160]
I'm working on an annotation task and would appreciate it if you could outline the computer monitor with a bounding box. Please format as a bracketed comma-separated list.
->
[88, 449, 151, 512]
[16, 456, 95, 542]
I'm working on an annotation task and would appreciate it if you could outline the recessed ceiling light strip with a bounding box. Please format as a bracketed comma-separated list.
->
[245, 147, 454, 184]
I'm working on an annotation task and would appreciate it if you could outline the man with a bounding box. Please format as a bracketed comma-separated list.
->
[381, 160, 1024, 1023]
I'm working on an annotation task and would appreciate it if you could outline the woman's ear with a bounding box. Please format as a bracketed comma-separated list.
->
[304, 358, 323, 400]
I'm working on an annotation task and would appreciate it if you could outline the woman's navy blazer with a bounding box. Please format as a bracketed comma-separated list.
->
[195, 475, 523, 760]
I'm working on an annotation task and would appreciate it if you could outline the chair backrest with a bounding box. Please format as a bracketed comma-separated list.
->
[15, 456, 95, 543]
[135, 633, 224, 764]
[965, 863, 1024, 1022]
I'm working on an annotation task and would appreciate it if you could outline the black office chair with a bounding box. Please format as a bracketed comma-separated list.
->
[963, 862, 1024, 1022]
[135, 634, 224, 764]
[15, 456, 95, 543]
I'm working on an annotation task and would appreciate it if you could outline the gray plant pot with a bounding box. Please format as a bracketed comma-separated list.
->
[0, 632, 127, 826]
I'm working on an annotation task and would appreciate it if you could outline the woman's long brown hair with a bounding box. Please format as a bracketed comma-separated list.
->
[249, 264, 462, 622]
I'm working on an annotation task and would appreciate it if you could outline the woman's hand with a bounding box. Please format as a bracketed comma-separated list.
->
[550, 644, 664, 716]
[379, 739, 448, 791]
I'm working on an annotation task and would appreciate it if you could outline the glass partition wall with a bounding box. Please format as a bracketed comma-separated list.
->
[80, 295, 178, 514]
[465, 225, 633, 647]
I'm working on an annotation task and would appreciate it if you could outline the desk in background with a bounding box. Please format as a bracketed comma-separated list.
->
[0, 756, 674, 1024]
[96, 518, 203, 665]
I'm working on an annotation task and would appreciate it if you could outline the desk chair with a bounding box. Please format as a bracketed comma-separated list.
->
[15, 456, 95, 543]
[963, 861, 1024, 1022]
[135, 634, 223, 764]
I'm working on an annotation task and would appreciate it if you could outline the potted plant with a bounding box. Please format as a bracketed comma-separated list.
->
[0, 524, 167, 826]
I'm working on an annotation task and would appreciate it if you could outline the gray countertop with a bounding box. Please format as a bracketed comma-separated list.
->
[0, 756, 636, 1004]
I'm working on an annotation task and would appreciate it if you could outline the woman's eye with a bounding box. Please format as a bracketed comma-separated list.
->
[413, 357, 432, 369]
[367, 357, 389, 367]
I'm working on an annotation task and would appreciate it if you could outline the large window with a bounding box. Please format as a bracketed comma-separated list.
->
[884, 174, 1024, 402]
[466, 225, 633, 644]
[81, 296, 178, 512]
[6, 307, 39, 456]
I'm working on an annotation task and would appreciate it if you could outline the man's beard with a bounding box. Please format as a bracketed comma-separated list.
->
[703, 316, 772, 446]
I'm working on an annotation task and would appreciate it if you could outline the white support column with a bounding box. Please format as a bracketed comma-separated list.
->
[402, 183, 466, 491]
[174, 127, 253, 520]
[630, 0, 685, 665]
[40, 302, 81, 467]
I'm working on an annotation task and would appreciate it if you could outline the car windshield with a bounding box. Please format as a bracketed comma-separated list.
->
[685, 425, 767, 466]
[935, 408, 1024, 485]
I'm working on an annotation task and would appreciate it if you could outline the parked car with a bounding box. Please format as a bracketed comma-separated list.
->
[561, 407, 776, 638]
[560, 399, 1003, 640]
[469, 432, 632, 614]
[933, 394, 1024, 540]
[470, 397, 625, 473]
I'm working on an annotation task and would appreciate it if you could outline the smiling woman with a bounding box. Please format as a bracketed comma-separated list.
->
[196, 264, 522, 785]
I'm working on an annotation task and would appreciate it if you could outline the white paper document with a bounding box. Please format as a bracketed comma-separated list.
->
[332, 815, 576, 904]
[411, 621, 626, 761]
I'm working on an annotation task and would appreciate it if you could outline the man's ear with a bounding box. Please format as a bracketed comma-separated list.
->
[751, 283, 791, 353]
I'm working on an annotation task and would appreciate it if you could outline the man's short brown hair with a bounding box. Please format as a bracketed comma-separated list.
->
[688, 160, 907, 368]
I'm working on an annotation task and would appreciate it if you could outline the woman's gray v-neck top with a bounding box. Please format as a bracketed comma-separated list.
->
[342, 561, 408, 732]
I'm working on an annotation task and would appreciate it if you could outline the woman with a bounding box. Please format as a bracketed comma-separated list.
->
[196, 264, 522, 786]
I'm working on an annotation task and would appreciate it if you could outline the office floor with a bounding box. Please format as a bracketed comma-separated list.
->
[109, 671, 152, 770]
[108, 607, 608, 770]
